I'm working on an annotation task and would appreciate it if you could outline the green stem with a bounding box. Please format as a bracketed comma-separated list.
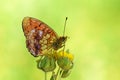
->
[59, 70, 63, 80]
[45, 72, 47, 80]
[55, 67, 61, 80]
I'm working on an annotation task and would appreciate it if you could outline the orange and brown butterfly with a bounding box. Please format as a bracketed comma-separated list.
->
[22, 17, 67, 57]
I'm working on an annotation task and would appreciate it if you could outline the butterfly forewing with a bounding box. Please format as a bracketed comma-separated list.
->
[22, 17, 58, 57]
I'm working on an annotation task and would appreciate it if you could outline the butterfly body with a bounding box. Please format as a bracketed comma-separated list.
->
[22, 17, 67, 57]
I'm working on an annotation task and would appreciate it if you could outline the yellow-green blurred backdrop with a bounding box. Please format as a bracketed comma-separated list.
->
[0, 0, 120, 80]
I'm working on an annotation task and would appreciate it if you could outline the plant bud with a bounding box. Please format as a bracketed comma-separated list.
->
[57, 57, 73, 70]
[61, 70, 71, 78]
[37, 56, 56, 72]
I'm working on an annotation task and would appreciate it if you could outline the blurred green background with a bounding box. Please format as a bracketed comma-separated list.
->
[0, 0, 120, 80]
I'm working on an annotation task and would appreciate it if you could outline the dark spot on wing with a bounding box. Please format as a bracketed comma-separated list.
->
[39, 22, 43, 27]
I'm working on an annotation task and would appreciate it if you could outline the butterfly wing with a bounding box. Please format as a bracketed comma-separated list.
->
[22, 17, 58, 57]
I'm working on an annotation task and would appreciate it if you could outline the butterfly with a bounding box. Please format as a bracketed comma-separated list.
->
[22, 17, 67, 57]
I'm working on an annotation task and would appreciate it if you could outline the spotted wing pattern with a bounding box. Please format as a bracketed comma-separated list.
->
[22, 17, 58, 57]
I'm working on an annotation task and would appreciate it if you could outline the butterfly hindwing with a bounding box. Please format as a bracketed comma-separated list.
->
[22, 17, 58, 56]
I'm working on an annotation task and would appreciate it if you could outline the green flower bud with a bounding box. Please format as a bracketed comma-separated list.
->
[61, 70, 71, 78]
[57, 57, 73, 70]
[37, 56, 56, 72]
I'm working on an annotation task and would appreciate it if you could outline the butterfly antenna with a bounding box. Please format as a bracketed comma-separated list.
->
[63, 17, 68, 36]
[63, 17, 68, 53]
